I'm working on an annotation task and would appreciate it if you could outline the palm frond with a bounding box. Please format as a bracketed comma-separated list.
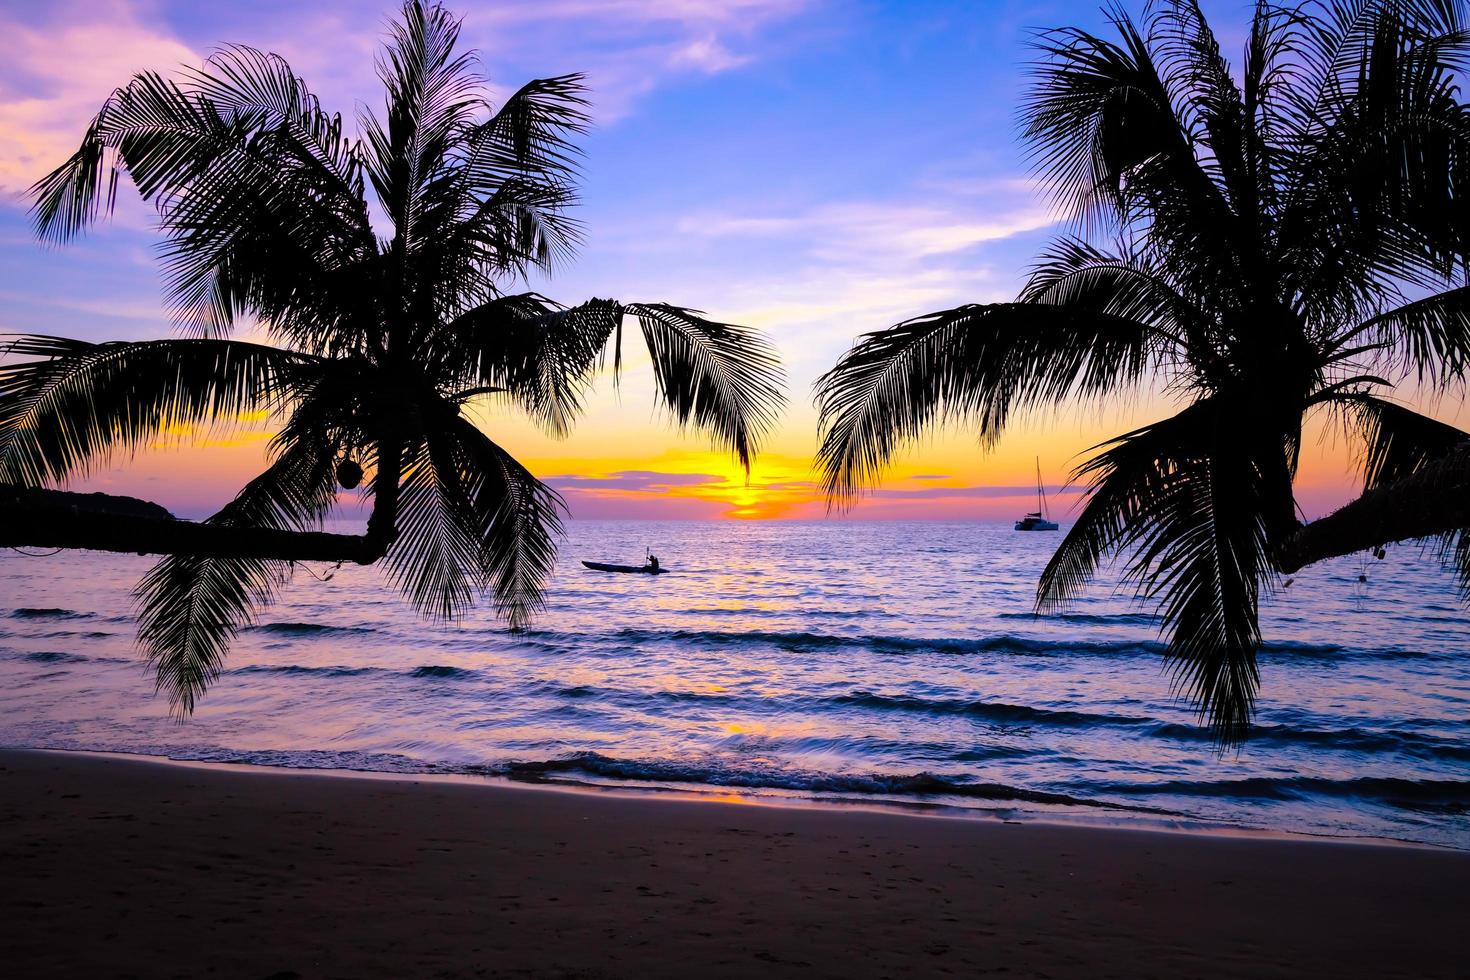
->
[443, 74, 589, 278]
[447, 294, 618, 435]
[1339, 393, 1470, 487]
[1023, 4, 1248, 307]
[626, 304, 785, 475]
[1283, 2, 1470, 321]
[465, 74, 588, 184]
[382, 435, 482, 620]
[815, 303, 1160, 504]
[1038, 400, 1276, 742]
[1155, 0, 1263, 220]
[1337, 285, 1470, 383]
[135, 431, 338, 714]
[446, 418, 564, 627]
[468, 176, 585, 276]
[1020, 236, 1210, 360]
[0, 334, 309, 486]
[361, 0, 483, 252]
[189, 44, 366, 196]
[1447, 526, 1470, 598]
[29, 63, 374, 340]
[444, 297, 785, 464]
[383, 415, 564, 625]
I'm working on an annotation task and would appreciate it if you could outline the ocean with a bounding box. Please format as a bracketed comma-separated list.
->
[2, 520, 1467, 847]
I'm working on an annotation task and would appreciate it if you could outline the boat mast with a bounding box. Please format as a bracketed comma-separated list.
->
[1036, 457, 1046, 519]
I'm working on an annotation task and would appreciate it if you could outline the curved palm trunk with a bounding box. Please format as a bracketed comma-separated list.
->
[1276, 449, 1470, 573]
[366, 434, 404, 552]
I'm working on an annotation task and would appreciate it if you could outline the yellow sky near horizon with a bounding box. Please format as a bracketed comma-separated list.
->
[71, 360, 1460, 524]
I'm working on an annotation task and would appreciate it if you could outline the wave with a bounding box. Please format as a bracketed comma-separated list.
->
[522, 682, 1470, 763]
[830, 693, 1470, 760]
[1152, 720, 1470, 761]
[409, 665, 473, 680]
[520, 682, 1141, 730]
[231, 663, 477, 680]
[232, 664, 379, 677]
[1, 742, 1158, 815]
[2, 648, 134, 668]
[23, 650, 89, 664]
[26, 611, 1428, 664]
[832, 690, 1141, 727]
[582, 626, 1380, 659]
[30, 630, 116, 640]
[500, 751, 1170, 813]
[206, 658, 1470, 763]
[595, 626, 1167, 657]
[1101, 776, 1470, 813]
[997, 611, 1160, 627]
[248, 622, 378, 636]
[9, 607, 91, 620]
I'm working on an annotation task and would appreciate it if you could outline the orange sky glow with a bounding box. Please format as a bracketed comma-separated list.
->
[71, 369, 1460, 523]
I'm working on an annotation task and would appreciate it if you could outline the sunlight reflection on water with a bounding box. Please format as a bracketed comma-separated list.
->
[1, 520, 1468, 846]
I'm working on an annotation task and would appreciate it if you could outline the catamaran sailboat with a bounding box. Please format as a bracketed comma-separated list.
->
[1014, 458, 1059, 531]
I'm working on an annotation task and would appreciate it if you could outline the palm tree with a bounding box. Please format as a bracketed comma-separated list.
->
[815, 0, 1470, 740]
[0, 1, 783, 713]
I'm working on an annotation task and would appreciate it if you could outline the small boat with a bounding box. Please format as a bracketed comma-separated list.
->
[1015, 458, 1059, 531]
[581, 560, 667, 574]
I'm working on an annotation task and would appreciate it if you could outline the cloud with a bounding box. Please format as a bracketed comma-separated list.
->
[758, 480, 818, 491]
[870, 484, 1078, 500]
[475, 0, 805, 26]
[679, 200, 1053, 261]
[545, 470, 725, 492]
[668, 36, 749, 72]
[545, 468, 733, 519]
[0, 0, 816, 194]
[454, 0, 816, 121]
[618, 181, 1055, 378]
[0, 288, 167, 325]
[0, 0, 201, 194]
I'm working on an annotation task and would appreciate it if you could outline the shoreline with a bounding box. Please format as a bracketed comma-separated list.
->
[5, 747, 1468, 978]
[10, 743, 1447, 852]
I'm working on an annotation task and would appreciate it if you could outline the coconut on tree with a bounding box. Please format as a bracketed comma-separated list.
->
[0, 1, 784, 712]
[815, 0, 1470, 740]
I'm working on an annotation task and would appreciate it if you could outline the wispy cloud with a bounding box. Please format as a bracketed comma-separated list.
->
[480, 0, 806, 23]
[871, 484, 1075, 500]
[626, 180, 1056, 376]
[0, 288, 167, 325]
[678, 200, 1052, 261]
[0, 0, 201, 195]
[432, 0, 816, 121]
[0, 0, 817, 194]
[545, 470, 725, 492]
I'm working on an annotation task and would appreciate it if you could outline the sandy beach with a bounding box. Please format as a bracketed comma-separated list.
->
[1, 749, 1465, 979]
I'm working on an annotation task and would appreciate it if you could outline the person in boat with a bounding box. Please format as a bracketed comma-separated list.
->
[646, 553, 660, 573]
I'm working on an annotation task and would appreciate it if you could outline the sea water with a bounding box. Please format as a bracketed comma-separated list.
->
[2, 521, 1467, 847]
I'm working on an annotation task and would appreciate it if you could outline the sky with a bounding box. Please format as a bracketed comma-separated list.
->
[1, 0, 1465, 521]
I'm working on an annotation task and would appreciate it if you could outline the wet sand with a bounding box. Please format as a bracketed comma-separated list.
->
[2, 748, 1466, 979]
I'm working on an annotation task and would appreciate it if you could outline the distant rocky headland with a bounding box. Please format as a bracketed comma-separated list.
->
[0, 484, 176, 521]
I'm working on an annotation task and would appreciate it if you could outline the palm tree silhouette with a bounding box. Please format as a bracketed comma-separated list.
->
[815, 0, 1470, 740]
[1, 1, 784, 712]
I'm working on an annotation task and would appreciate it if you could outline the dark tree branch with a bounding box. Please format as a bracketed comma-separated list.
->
[1277, 448, 1470, 572]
